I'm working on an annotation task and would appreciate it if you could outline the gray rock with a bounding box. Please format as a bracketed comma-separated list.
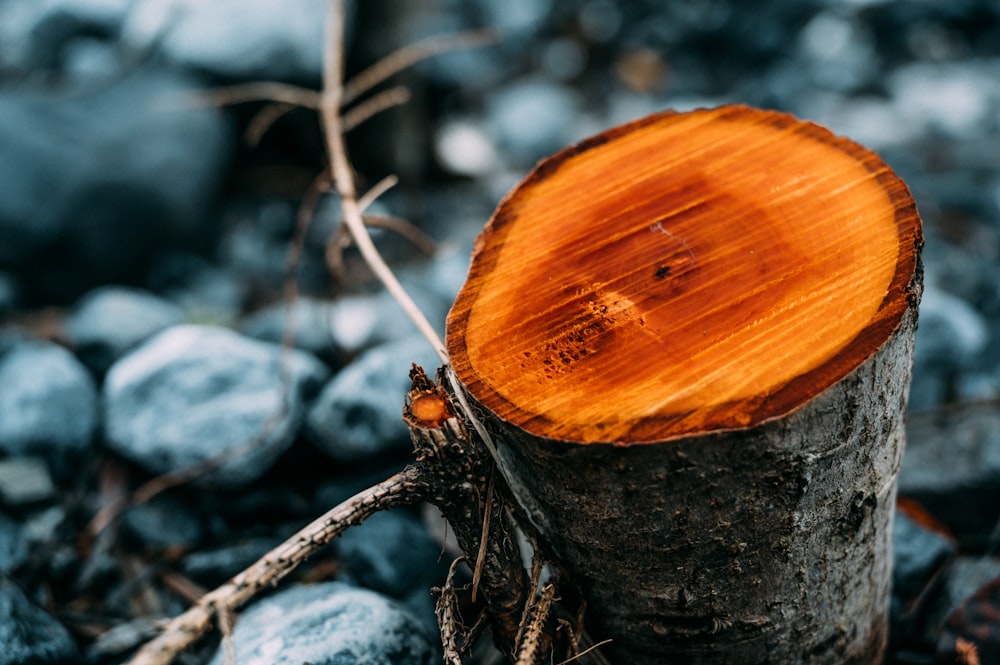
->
[104, 325, 329, 489]
[0, 328, 28, 359]
[397, 4, 508, 90]
[336, 510, 440, 598]
[900, 403, 1000, 540]
[795, 11, 877, 93]
[0, 69, 231, 302]
[0, 458, 56, 507]
[476, 0, 552, 39]
[910, 283, 990, 409]
[218, 196, 334, 296]
[486, 77, 584, 166]
[22, 507, 65, 547]
[84, 617, 162, 663]
[0, 272, 18, 316]
[925, 556, 1000, 641]
[891, 511, 954, 639]
[0, 341, 97, 462]
[434, 119, 501, 177]
[914, 285, 989, 368]
[396, 249, 469, 320]
[0, 514, 28, 573]
[306, 337, 442, 464]
[0, 0, 130, 72]
[121, 494, 203, 551]
[323, 289, 443, 357]
[889, 61, 1000, 139]
[149, 252, 247, 326]
[122, 0, 329, 81]
[240, 298, 340, 365]
[181, 538, 280, 588]
[208, 582, 435, 665]
[0, 576, 80, 665]
[64, 285, 185, 376]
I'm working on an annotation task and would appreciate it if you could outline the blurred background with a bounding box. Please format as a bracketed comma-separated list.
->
[0, 0, 998, 664]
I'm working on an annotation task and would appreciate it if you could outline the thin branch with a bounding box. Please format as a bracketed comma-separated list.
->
[434, 557, 469, 665]
[342, 86, 412, 132]
[554, 639, 614, 665]
[343, 29, 498, 105]
[516, 555, 546, 649]
[363, 213, 438, 257]
[244, 101, 298, 146]
[126, 466, 427, 665]
[471, 466, 495, 603]
[187, 82, 320, 109]
[358, 175, 398, 211]
[218, 608, 236, 665]
[515, 584, 557, 665]
[321, 0, 448, 364]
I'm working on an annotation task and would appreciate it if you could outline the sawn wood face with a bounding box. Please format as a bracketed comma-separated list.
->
[447, 105, 922, 444]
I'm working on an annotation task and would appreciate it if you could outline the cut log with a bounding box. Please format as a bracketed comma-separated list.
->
[446, 105, 923, 664]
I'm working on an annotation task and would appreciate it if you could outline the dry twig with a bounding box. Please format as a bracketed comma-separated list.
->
[434, 557, 469, 665]
[127, 468, 425, 665]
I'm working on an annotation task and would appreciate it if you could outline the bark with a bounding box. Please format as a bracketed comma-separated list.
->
[446, 105, 924, 664]
[487, 308, 917, 663]
[405, 367, 531, 660]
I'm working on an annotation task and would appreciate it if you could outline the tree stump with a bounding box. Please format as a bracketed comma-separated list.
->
[446, 106, 923, 664]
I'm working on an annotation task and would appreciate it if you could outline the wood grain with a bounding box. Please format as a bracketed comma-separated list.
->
[448, 105, 921, 443]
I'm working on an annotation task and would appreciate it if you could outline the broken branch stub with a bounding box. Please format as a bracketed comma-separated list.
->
[446, 105, 923, 664]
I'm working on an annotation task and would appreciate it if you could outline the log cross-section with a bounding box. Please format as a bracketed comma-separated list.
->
[446, 105, 922, 664]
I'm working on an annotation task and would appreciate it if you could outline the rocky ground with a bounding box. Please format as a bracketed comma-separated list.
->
[0, 0, 999, 663]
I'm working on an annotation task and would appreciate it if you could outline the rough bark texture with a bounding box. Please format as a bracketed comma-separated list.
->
[404, 367, 530, 660]
[486, 305, 918, 664]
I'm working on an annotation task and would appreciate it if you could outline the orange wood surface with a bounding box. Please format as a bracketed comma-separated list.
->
[447, 105, 922, 444]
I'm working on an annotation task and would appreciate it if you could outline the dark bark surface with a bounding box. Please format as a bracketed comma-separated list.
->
[481, 306, 920, 664]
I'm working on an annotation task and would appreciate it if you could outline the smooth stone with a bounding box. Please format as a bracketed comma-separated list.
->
[335, 509, 441, 598]
[0, 272, 18, 315]
[323, 285, 448, 357]
[889, 61, 1000, 139]
[0, 0, 131, 72]
[0, 576, 80, 665]
[104, 325, 328, 489]
[306, 337, 442, 465]
[64, 285, 185, 376]
[476, 0, 552, 38]
[180, 538, 280, 588]
[900, 403, 1000, 540]
[120, 494, 203, 551]
[937, 575, 1000, 665]
[435, 119, 500, 177]
[85, 617, 162, 663]
[485, 77, 584, 165]
[795, 11, 877, 93]
[121, 0, 329, 81]
[0, 458, 56, 507]
[0, 341, 97, 463]
[0, 514, 28, 573]
[914, 285, 989, 368]
[0, 69, 231, 303]
[925, 557, 1000, 642]
[149, 252, 247, 326]
[891, 511, 955, 641]
[208, 581, 435, 665]
[218, 197, 332, 297]
[239, 298, 341, 365]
